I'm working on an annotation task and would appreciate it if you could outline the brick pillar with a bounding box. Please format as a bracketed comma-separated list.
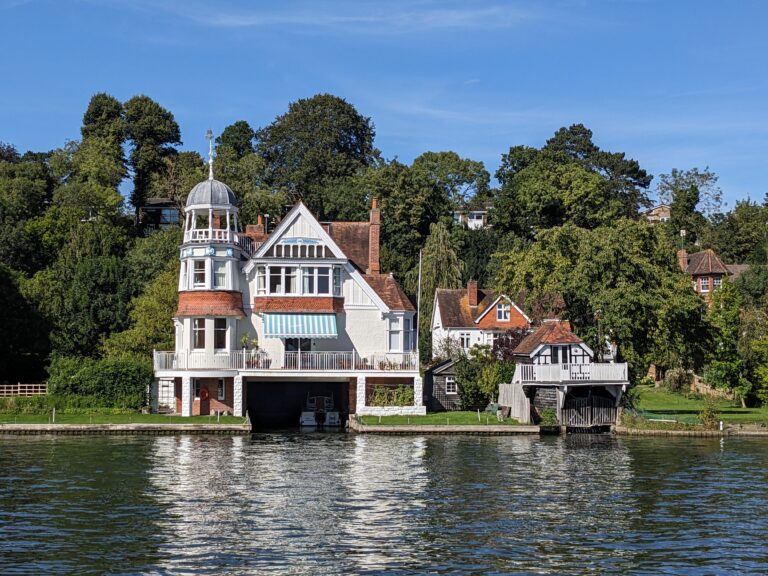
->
[181, 375, 192, 417]
[234, 375, 243, 417]
[676, 249, 688, 272]
[413, 376, 423, 407]
[149, 379, 159, 414]
[467, 279, 478, 307]
[356, 376, 366, 410]
[367, 198, 380, 274]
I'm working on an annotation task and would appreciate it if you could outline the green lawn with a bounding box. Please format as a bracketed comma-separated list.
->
[633, 385, 768, 425]
[0, 413, 248, 425]
[357, 411, 521, 426]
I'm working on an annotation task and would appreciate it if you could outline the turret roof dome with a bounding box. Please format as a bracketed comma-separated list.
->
[186, 179, 237, 208]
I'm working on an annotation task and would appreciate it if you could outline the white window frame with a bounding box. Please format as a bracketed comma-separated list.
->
[217, 378, 225, 401]
[388, 316, 402, 352]
[181, 261, 188, 290]
[213, 261, 227, 289]
[193, 260, 206, 288]
[256, 266, 266, 295]
[445, 376, 457, 395]
[193, 318, 206, 350]
[459, 332, 471, 350]
[497, 303, 510, 321]
[193, 378, 201, 399]
[700, 277, 710, 293]
[713, 277, 722, 289]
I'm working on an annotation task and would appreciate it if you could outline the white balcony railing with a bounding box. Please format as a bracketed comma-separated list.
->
[515, 362, 628, 384]
[153, 350, 418, 372]
[183, 229, 254, 255]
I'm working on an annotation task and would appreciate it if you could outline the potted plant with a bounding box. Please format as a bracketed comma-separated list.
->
[241, 332, 251, 350]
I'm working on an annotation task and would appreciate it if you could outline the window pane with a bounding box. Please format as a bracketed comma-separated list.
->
[214, 318, 226, 349]
[333, 267, 342, 296]
[193, 318, 206, 349]
[317, 267, 330, 294]
[256, 267, 266, 294]
[213, 261, 226, 288]
[285, 267, 298, 294]
[269, 267, 281, 293]
[218, 379, 225, 400]
[193, 261, 206, 287]
[303, 267, 315, 294]
[389, 331, 400, 351]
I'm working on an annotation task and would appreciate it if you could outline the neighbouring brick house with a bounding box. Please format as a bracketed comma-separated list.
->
[431, 280, 531, 359]
[153, 163, 423, 426]
[677, 248, 750, 302]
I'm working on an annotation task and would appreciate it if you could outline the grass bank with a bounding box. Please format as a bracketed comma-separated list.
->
[632, 385, 768, 426]
[0, 413, 247, 425]
[357, 411, 521, 426]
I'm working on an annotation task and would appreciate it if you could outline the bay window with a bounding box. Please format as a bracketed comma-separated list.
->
[214, 318, 227, 350]
[256, 266, 266, 295]
[258, 265, 342, 296]
[213, 261, 227, 289]
[388, 316, 402, 352]
[193, 260, 206, 288]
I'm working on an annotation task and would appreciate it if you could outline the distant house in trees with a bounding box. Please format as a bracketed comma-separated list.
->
[139, 197, 181, 233]
[431, 280, 531, 359]
[641, 204, 671, 224]
[453, 208, 489, 229]
[677, 248, 749, 302]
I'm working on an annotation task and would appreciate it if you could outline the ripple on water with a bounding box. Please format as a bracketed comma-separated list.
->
[1, 434, 768, 575]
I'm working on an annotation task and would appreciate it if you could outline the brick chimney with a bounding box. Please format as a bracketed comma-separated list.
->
[367, 197, 380, 274]
[467, 279, 478, 307]
[246, 214, 265, 236]
[676, 249, 688, 272]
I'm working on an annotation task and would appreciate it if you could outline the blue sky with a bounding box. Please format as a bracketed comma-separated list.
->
[1, 0, 767, 207]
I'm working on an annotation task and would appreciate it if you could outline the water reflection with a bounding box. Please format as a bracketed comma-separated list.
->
[2, 434, 768, 575]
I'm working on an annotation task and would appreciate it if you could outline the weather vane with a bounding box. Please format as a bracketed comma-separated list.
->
[206, 129, 214, 180]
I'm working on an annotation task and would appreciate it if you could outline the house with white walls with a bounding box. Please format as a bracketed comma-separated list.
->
[153, 161, 423, 427]
[431, 280, 531, 358]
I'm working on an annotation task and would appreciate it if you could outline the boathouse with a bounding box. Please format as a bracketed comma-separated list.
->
[152, 160, 423, 427]
[498, 320, 629, 427]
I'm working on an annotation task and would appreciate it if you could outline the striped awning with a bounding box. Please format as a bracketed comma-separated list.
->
[263, 313, 338, 339]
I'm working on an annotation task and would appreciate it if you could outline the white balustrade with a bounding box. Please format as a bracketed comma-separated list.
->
[514, 362, 628, 383]
[153, 350, 419, 372]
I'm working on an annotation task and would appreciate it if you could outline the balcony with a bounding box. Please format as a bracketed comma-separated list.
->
[514, 362, 628, 384]
[153, 350, 419, 373]
[183, 229, 255, 255]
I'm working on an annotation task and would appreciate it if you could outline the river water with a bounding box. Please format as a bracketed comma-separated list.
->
[1, 433, 767, 575]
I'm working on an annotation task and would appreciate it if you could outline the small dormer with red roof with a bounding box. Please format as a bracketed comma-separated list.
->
[512, 320, 593, 365]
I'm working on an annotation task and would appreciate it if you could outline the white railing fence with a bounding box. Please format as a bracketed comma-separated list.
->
[0, 383, 48, 397]
[515, 362, 628, 383]
[182, 230, 254, 255]
[153, 350, 418, 372]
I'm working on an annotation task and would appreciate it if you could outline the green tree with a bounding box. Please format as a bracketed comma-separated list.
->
[703, 280, 747, 402]
[657, 167, 722, 217]
[102, 263, 179, 359]
[216, 120, 256, 159]
[411, 151, 489, 207]
[255, 93, 379, 219]
[406, 221, 464, 360]
[701, 200, 768, 264]
[124, 95, 182, 212]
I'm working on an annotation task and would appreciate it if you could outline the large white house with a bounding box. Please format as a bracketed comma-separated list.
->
[153, 167, 424, 426]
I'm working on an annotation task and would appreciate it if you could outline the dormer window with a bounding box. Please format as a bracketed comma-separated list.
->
[497, 303, 510, 321]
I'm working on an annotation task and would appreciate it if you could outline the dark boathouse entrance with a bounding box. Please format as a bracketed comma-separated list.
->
[246, 380, 350, 429]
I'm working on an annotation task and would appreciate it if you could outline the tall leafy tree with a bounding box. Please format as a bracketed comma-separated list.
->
[216, 120, 256, 160]
[657, 167, 722, 217]
[124, 95, 181, 212]
[255, 93, 379, 219]
[411, 151, 489, 207]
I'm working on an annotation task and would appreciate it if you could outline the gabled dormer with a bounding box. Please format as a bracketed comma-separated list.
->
[513, 320, 593, 365]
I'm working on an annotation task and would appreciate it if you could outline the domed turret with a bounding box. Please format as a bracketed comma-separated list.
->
[186, 179, 237, 210]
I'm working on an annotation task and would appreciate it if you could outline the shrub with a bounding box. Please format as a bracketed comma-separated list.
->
[699, 397, 721, 430]
[48, 355, 153, 409]
[368, 385, 414, 407]
[663, 368, 693, 393]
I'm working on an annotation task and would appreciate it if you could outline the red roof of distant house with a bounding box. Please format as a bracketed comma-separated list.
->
[514, 320, 582, 355]
[434, 286, 529, 329]
[683, 249, 730, 276]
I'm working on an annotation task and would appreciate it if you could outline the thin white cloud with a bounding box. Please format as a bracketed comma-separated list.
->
[96, 0, 547, 33]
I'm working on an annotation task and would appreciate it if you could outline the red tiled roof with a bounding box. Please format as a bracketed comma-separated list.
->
[328, 222, 370, 272]
[685, 249, 729, 276]
[253, 296, 344, 313]
[435, 288, 526, 328]
[176, 291, 245, 317]
[363, 273, 415, 311]
[514, 320, 582, 355]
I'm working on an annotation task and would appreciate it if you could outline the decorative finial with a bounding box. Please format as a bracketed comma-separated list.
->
[206, 129, 214, 180]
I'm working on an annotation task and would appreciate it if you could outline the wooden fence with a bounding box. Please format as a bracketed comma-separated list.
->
[0, 383, 48, 397]
[498, 383, 531, 424]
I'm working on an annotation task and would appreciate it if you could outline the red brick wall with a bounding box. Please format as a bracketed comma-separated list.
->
[253, 296, 344, 312]
[176, 291, 244, 317]
[174, 377, 235, 416]
[348, 377, 357, 414]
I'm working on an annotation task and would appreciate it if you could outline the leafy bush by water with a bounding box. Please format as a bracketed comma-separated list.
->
[368, 385, 414, 406]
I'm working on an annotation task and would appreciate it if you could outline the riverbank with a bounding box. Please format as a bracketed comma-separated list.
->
[349, 416, 540, 435]
[0, 422, 251, 435]
[614, 425, 768, 437]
